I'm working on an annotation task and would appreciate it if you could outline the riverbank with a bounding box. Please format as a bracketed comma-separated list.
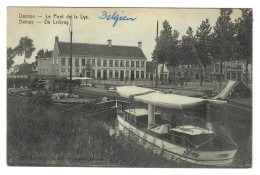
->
[7, 94, 188, 167]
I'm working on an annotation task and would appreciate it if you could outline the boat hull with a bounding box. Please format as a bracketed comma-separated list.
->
[117, 115, 237, 166]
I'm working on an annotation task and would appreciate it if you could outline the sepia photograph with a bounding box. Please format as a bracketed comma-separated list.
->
[6, 7, 252, 168]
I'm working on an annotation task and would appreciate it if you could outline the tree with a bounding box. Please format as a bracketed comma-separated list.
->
[44, 50, 52, 58]
[194, 19, 213, 86]
[35, 49, 52, 60]
[212, 9, 236, 88]
[7, 47, 16, 70]
[180, 27, 197, 65]
[14, 37, 36, 63]
[235, 9, 252, 85]
[35, 49, 45, 60]
[151, 20, 180, 82]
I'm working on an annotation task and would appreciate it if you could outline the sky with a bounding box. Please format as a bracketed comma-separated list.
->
[7, 7, 242, 65]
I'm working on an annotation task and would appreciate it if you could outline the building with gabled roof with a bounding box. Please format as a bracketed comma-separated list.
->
[145, 61, 169, 81]
[38, 36, 147, 80]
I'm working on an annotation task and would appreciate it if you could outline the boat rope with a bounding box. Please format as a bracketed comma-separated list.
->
[195, 131, 225, 149]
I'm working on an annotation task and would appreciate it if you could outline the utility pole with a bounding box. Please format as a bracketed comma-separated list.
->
[69, 17, 73, 95]
[155, 20, 159, 89]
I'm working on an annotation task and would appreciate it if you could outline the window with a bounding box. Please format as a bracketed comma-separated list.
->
[126, 70, 129, 78]
[97, 69, 101, 78]
[237, 65, 241, 68]
[92, 59, 95, 66]
[126, 61, 129, 67]
[109, 60, 113, 67]
[82, 69, 85, 76]
[97, 59, 101, 67]
[120, 60, 124, 67]
[52, 59, 54, 65]
[136, 61, 140, 68]
[82, 59, 86, 66]
[136, 71, 140, 78]
[150, 74, 153, 80]
[232, 73, 236, 80]
[91, 69, 95, 78]
[115, 60, 119, 67]
[141, 61, 145, 68]
[178, 72, 181, 77]
[75, 58, 79, 66]
[115, 70, 119, 78]
[56, 58, 58, 64]
[164, 73, 167, 78]
[103, 60, 107, 67]
[227, 73, 230, 80]
[141, 71, 144, 78]
[61, 58, 66, 66]
[131, 61, 135, 67]
[86, 59, 90, 65]
[237, 73, 241, 81]
[109, 70, 113, 78]
[68, 58, 72, 66]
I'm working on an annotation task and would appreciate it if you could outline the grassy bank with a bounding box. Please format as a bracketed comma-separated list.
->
[7, 94, 184, 167]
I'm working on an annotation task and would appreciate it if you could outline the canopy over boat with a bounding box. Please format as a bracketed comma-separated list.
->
[116, 86, 226, 109]
[135, 92, 205, 109]
[116, 86, 156, 98]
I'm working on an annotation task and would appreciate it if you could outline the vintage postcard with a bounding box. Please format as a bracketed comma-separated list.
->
[7, 7, 252, 168]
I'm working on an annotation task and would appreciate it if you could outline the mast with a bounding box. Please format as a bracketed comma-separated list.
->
[69, 17, 73, 95]
[155, 20, 159, 89]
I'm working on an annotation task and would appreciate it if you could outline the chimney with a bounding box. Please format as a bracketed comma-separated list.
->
[55, 36, 59, 43]
[138, 42, 142, 49]
[107, 39, 112, 47]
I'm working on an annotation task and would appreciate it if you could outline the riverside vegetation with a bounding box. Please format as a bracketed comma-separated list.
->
[7, 94, 188, 167]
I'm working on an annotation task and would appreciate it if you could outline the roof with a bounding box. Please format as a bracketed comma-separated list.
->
[146, 62, 157, 73]
[116, 86, 156, 98]
[57, 42, 146, 59]
[116, 86, 226, 109]
[15, 63, 36, 75]
[135, 92, 206, 109]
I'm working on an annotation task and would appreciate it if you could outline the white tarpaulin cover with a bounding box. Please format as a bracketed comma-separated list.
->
[213, 80, 251, 100]
[213, 80, 237, 100]
[116, 86, 227, 109]
[134, 92, 205, 109]
[116, 86, 155, 98]
[150, 124, 169, 134]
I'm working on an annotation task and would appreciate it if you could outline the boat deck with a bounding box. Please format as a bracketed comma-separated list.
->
[118, 113, 237, 151]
